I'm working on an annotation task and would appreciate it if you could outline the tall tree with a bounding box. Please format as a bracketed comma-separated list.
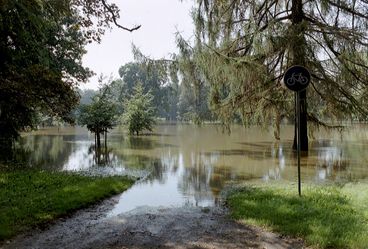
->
[122, 84, 156, 136]
[0, 0, 139, 149]
[132, 46, 183, 121]
[188, 0, 368, 151]
[79, 92, 117, 148]
[118, 62, 172, 118]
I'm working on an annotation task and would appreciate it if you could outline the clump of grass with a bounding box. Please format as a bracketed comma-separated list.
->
[0, 170, 135, 240]
[227, 183, 368, 249]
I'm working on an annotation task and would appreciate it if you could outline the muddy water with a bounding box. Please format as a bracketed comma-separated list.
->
[15, 124, 368, 213]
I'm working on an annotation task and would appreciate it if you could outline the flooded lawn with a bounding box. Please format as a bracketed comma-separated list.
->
[12, 124, 368, 213]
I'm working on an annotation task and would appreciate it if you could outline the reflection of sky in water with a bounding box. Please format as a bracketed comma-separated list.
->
[17, 125, 368, 215]
[63, 142, 94, 171]
[108, 153, 214, 215]
[262, 145, 285, 181]
[314, 146, 345, 181]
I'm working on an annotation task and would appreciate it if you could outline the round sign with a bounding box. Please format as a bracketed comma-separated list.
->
[283, 65, 311, 91]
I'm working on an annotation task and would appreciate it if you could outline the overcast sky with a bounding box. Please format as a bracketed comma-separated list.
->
[82, 0, 194, 90]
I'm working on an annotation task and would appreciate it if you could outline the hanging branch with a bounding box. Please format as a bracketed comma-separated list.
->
[101, 0, 141, 32]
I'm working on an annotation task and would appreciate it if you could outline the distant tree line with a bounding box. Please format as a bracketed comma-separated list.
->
[77, 57, 215, 128]
[75, 56, 216, 147]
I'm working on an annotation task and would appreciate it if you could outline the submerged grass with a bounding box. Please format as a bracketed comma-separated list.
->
[227, 182, 368, 249]
[0, 170, 135, 240]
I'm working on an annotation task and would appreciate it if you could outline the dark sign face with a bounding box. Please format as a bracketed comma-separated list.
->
[283, 66, 311, 92]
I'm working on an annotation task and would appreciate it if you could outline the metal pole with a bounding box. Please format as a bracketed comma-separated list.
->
[297, 91, 301, 196]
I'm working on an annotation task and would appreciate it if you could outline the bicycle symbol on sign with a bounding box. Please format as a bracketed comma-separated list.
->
[286, 72, 309, 86]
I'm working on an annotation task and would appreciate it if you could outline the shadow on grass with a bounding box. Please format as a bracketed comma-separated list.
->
[227, 186, 367, 249]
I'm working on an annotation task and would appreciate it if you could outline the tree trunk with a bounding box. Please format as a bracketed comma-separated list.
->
[94, 133, 97, 148]
[104, 130, 107, 149]
[293, 90, 308, 151]
[96, 131, 101, 148]
[291, 0, 308, 151]
[274, 108, 281, 140]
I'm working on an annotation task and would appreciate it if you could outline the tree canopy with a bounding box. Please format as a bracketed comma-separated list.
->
[122, 84, 156, 136]
[78, 91, 117, 148]
[181, 0, 368, 150]
[118, 61, 179, 120]
[0, 0, 139, 148]
[131, 45, 214, 123]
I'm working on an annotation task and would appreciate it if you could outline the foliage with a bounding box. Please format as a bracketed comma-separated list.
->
[132, 45, 213, 123]
[78, 89, 98, 106]
[0, 170, 135, 240]
[175, 37, 215, 124]
[0, 0, 138, 149]
[0, 0, 83, 147]
[79, 98, 117, 134]
[117, 60, 178, 120]
[227, 183, 368, 248]
[122, 84, 156, 135]
[78, 90, 117, 147]
[184, 0, 368, 147]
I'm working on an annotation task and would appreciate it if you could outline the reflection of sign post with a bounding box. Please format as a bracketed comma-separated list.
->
[283, 65, 311, 196]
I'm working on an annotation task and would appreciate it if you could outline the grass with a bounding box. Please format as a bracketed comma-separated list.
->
[0, 170, 135, 240]
[227, 182, 368, 249]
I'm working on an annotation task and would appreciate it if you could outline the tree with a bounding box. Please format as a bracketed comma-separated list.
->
[132, 45, 214, 123]
[118, 61, 175, 119]
[0, 0, 140, 150]
[122, 84, 156, 136]
[79, 89, 98, 106]
[175, 37, 214, 124]
[186, 0, 368, 151]
[79, 94, 117, 148]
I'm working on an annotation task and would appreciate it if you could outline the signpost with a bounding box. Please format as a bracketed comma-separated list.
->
[283, 65, 311, 196]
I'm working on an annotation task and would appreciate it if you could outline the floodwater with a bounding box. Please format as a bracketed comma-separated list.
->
[12, 124, 368, 213]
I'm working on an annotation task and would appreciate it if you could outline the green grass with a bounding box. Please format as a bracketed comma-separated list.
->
[227, 183, 368, 249]
[0, 170, 135, 240]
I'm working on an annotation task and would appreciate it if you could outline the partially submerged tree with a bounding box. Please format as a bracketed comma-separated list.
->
[188, 0, 368, 150]
[122, 84, 156, 136]
[79, 93, 117, 148]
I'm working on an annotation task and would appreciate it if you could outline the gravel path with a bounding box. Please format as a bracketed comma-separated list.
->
[1, 195, 306, 249]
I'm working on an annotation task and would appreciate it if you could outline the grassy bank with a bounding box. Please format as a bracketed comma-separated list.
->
[227, 182, 368, 249]
[0, 170, 135, 240]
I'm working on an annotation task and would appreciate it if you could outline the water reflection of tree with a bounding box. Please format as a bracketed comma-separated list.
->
[5, 135, 73, 170]
[88, 145, 114, 166]
[124, 137, 154, 150]
[310, 138, 368, 181]
[176, 152, 219, 204]
[146, 160, 167, 184]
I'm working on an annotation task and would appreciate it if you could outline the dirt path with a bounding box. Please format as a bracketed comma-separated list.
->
[1, 195, 305, 249]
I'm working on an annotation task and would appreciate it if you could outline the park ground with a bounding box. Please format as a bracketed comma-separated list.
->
[1, 170, 367, 249]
